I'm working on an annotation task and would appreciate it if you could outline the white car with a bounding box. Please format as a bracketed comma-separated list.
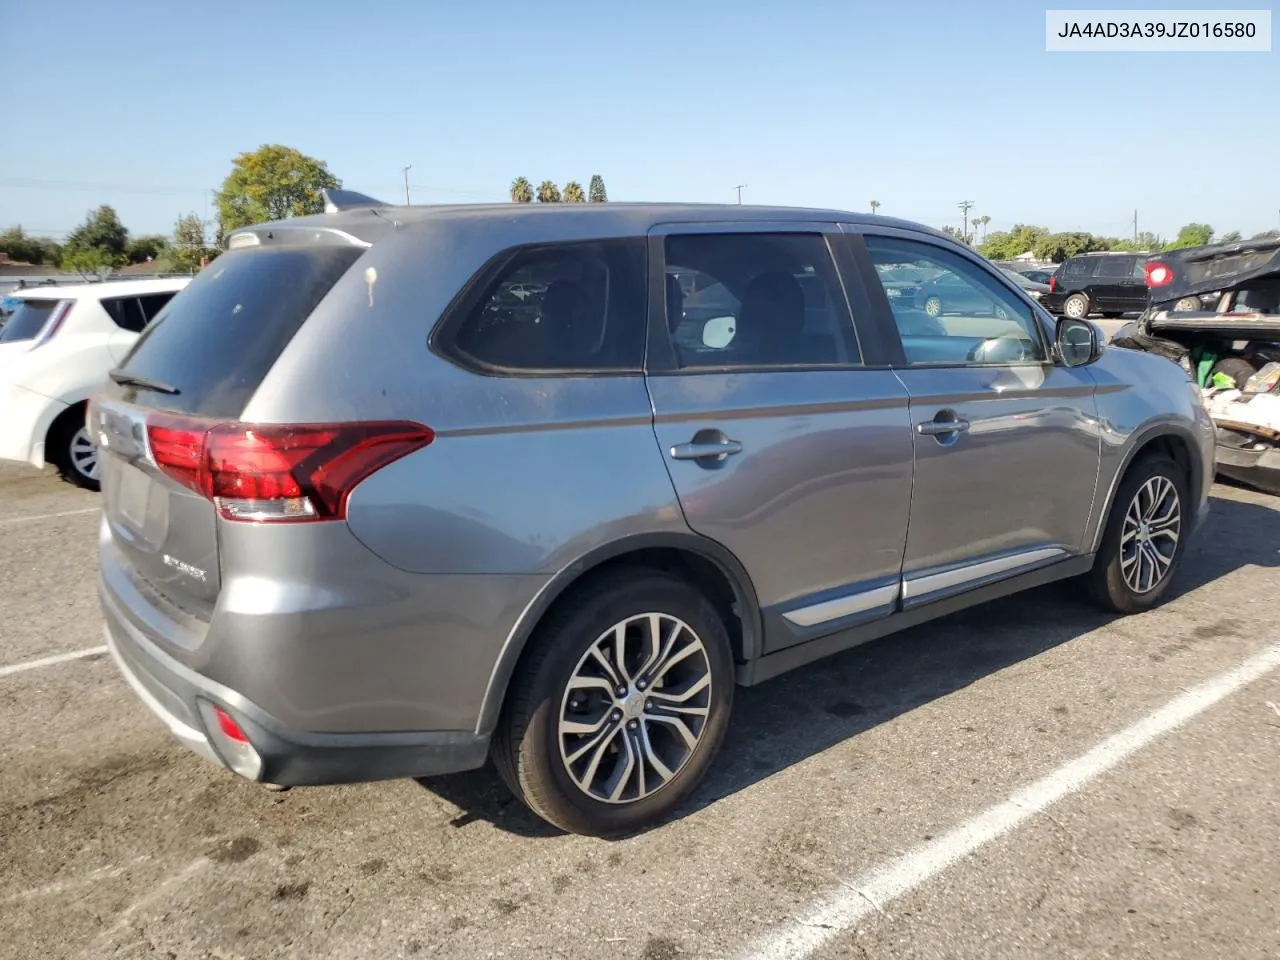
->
[0, 277, 191, 490]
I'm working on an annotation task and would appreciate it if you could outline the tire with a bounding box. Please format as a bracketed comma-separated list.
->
[492, 571, 734, 837]
[1086, 454, 1189, 614]
[1101, 311, 1123, 319]
[923, 295, 943, 318]
[49, 415, 100, 492]
[1210, 357, 1256, 390]
[1063, 293, 1090, 319]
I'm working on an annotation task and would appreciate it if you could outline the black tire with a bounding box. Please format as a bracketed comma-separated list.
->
[492, 570, 734, 837]
[1210, 357, 1256, 390]
[1086, 454, 1189, 614]
[1063, 293, 1090, 319]
[49, 412, 100, 492]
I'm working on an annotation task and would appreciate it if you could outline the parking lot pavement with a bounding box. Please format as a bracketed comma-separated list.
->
[1, 463, 1277, 960]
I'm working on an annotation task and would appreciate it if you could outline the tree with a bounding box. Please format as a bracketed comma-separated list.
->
[537, 180, 562, 203]
[0, 226, 60, 265]
[1164, 223, 1214, 251]
[563, 181, 586, 203]
[159, 213, 214, 273]
[1033, 231, 1105, 263]
[1252, 230, 1280, 240]
[1218, 230, 1242, 244]
[126, 234, 169, 264]
[509, 177, 534, 203]
[63, 205, 128, 264]
[870, 200, 880, 215]
[62, 247, 121, 279]
[940, 225, 965, 243]
[588, 174, 608, 203]
[979, 224, 1050, 261]
[974, 215, 991, 240]
[1110, 232, 1164, 253]
[216, 144, 341, 234]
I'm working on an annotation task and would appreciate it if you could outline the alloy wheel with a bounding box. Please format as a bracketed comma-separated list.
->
[1120, 475, 1181, 594]
[70, 427, 99, 481]
[558, 613, 712, 804]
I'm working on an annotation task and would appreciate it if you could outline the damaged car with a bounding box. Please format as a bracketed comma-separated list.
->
[1113, 238, 1280, 495]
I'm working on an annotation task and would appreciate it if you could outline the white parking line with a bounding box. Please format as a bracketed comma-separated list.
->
[0, 507, 99, 527]
[740, 641, 1280, 960]
[0, 646, 109, 679]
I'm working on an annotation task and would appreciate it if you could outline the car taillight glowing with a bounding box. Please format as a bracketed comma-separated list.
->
[29, 301, 73, 349]
[1144, 262, 1173, 287]
[1048, 276, 1057, 293]
[145, 414, 433, 522]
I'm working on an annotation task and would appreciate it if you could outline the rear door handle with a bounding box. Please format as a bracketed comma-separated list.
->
[917, 413, 970, 437]
[670, 439, 744, 461]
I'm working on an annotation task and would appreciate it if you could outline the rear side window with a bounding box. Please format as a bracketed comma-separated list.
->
[139, 292, 176, 323]
[0, 299, 62, 343]
[1062, 257, 1095, 279]
[120, 245, 361, 416]
[102, 296, 147, 333]
[1096, 256, 1134, 278]
[442, 238, 646, 373]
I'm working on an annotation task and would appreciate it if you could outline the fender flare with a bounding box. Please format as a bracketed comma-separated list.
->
[473, 530, 763, 737]
[1087, 421, 1206, 555]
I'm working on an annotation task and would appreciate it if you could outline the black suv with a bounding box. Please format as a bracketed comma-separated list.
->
[1040, 252, 1149, 319]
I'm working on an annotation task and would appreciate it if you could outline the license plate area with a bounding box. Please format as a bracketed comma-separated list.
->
[110, 460, 169, 548]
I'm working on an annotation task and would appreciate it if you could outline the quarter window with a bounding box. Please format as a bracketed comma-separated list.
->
[448, 239, 646, 373]
[864, 235, 1047, 366]
[1097, 256, 1134, 278]
[102, 296, 147, 333]
[662, 233, 859, 369]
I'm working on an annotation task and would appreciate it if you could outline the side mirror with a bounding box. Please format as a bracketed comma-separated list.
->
[1055, 316, 1101, 367]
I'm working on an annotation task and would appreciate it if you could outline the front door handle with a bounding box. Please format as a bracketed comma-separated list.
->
[670, 438, 744, 461]
[917, 411, 970, 437]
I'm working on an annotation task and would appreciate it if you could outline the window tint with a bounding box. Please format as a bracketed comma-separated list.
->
[1062, 257, 1095, 278]
[119, 245, 361, 417]
[448, 239, 646, 372]
[864, 235, 1046, 366]
[102, 296, 147, 333]
[138, 292, 176, 324]
[0, 298, 62, 343]
[1132, 259, 1148, 279]
[662, 233, 858, 369]
[1097, 256, 1134, 278]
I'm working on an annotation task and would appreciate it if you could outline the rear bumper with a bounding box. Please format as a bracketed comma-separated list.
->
[0, 381, 63, 468]
[100, 583, 491, 786]
[1214, 439, 1280, 496]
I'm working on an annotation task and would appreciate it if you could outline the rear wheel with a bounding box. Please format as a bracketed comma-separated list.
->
[923, 295, 943, 318]
[1086, 454, 1188, 613]
[50, 413, 100, 492]
[493, 571, 734, 836]
[1063, 293, 1090, 319]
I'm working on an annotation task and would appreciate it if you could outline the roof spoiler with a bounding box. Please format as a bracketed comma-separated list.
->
[321, 188, 393, 213]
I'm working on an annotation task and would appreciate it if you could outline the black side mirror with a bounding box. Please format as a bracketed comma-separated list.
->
[1055, 316, 1101, 367]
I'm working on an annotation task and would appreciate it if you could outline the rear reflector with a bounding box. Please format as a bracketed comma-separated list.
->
[1048, 276, 1057, 293]
[146, 414, 433, 522]
[199, 701, 264, 781]
[213, 704, 249, 743]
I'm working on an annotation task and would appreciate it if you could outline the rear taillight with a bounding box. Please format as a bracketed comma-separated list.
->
[30, 301, 72, 349]
[146, 414, 433, 522]
[1048, 276, 1057, 293]
[1144, 262, 1173, 288]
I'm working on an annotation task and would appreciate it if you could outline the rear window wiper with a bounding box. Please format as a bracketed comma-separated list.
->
[109, 369, 181, 395]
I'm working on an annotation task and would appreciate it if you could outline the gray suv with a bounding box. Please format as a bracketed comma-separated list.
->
[94, 197, 1215, 836]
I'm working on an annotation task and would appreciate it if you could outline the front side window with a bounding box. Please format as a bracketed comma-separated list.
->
[662, 233, 859, 369]
[448, 239, 646, 373]
[864, 235, 1046, 366]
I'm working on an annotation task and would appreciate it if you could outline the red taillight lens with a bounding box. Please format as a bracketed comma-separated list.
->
[212, 704, 250, 744]
[1144, 262, 1173, 287]
[146, 414, 433, 522]
[30, 301, 72, 349]
[1048, 276, 1057, 293]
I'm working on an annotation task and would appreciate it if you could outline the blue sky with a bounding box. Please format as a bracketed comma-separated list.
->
[3, 0, 1276, 243]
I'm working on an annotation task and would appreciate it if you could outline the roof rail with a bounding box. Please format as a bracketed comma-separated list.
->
[321, 188, 392, 213]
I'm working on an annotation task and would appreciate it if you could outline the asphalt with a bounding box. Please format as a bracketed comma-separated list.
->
[0, 460, 1277, 960]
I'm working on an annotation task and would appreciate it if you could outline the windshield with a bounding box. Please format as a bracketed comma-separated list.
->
[0, 299, 63, 343]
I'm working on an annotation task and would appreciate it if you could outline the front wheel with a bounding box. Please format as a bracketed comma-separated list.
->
[493, 572, 734, 836]
[1086, 454, 1188, 614]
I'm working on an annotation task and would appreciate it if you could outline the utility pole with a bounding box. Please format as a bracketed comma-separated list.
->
[957, 200, 975, 245]
[402, 164, 413, 205]
[1133, 208, 1138, 246]
[734, 184, 747, 205]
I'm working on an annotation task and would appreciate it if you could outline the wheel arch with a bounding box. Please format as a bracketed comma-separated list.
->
[1087, 424, 1203, 554]
[474, 531, 762, 737]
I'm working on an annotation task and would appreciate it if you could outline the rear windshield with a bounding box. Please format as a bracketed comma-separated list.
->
[119, 245, 362, 417]
[0, 299, 62, 343]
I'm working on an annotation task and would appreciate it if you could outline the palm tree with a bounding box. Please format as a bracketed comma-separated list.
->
[975, 215, 991, 240]
[537, 180, 562, 203]
[870, 200, 880, 215]
[509, 177, 533, 203]
[563, 181, 586, 203]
